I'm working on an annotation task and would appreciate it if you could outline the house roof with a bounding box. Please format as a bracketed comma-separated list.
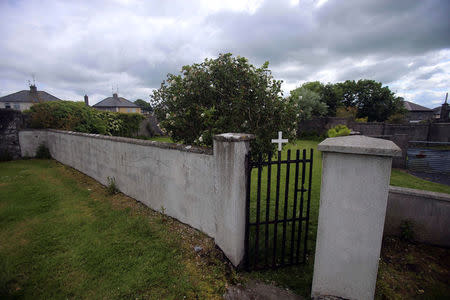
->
[0, 87, 61, 103]
[433, 106, 441, 114]
[93, 93, 138, 108]
[403, 101, 432, 112]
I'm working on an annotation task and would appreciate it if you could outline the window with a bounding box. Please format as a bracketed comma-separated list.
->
[13, 104, 20, 110]
[5, 102, 11, 109]
[127, 108, 131, 112]
[132, 108, 136, 113]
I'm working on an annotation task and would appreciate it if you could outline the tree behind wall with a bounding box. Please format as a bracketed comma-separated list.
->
[151, 53, 297, 155]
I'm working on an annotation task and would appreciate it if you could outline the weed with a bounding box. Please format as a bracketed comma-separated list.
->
[160, 206, 168, 223]
[106, 176, 119, 195]
[400, 220, 415, 242]
[35, 143, 51, 159]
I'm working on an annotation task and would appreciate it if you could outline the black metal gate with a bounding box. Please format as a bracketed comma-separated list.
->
[244, 149, 313, 270]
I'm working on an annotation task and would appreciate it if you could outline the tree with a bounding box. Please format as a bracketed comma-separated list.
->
[335, 80, 405, 122]
[300, 82, 340, 116]
[134, 99, 152, 113]
[151, 53, 297, 155]
[289, 86, 328, 121]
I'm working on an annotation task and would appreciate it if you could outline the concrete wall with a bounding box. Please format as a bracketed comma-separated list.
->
[298, 117, 450, 143]
[19, 129, 253, 266]
[385, 186, 450, 247]
[429, 123, 450, 142]
[351, 122, 385, 136]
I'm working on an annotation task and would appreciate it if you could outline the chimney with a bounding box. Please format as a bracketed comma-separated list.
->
[113, 93, 118, 99]
[84, 95, 89, 106]
[30, 85, 37, 93]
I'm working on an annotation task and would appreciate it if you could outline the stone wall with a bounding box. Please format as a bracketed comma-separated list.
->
[298, 117, 450, 142]
[19, 129, 253, 266]
[384, 186, 450, 247]
[429, 123, 450, 142]
[0, 109, 25, 160]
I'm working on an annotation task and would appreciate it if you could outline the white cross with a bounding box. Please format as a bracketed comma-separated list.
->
[271, 131, 288, 151]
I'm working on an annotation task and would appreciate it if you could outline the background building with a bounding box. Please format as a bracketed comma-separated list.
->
[0, 84, 61, 112]
[403, 101, 433, 123]
[92, 93, 141, 113]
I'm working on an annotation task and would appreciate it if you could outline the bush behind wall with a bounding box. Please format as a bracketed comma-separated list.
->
[26, 101, 144, 137]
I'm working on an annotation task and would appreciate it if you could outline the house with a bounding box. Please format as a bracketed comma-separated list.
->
[92, 93, 141, 114]
[403, 100, 433, 123]
[0, 84, 61, 112]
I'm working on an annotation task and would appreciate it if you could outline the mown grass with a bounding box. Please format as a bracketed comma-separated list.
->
[390, 169, 450, 194]
[0, 159, 233, 299]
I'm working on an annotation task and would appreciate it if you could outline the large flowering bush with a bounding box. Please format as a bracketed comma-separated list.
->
[151, 53, 297, 155]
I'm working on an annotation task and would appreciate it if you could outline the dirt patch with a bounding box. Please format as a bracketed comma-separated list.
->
[225, 279, 303, 300]
[376, 237, 450, 299]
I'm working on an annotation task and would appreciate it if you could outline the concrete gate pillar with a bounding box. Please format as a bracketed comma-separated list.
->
[213, 133, 254, 267]
[312, 136, 401, 300]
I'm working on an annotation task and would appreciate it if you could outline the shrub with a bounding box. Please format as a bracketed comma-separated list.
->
[288, 87, 328, 121]
[336, 106, 358, 119]
[355, 117, 368, 123]
[327, 124, 351, 138]
[387, 113, 407, 124]
[151, 53, 297, 156]
[35, 143, 51, 159]
[26, 101, 144, 138]
[106, 176, 119, 195]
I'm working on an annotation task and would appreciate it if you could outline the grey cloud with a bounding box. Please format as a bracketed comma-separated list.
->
[0, 0, 448, 107]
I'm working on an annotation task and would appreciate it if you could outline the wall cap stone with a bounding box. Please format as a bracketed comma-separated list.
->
[318, 135, 402, 157]
[213, 133, 255, 142]
[389, 185, 450, 202]
[20, 129, 213, 155]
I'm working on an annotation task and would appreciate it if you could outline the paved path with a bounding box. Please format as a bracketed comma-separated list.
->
[224, 280, 303, 300]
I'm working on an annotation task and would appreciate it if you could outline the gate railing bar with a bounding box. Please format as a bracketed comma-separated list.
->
[272, 151, 282, 268]
[249, 159, 312, 167]
[248, 216, 307, 226]
[303, 149, 314, 263]
[289, 149, 300, 264]
[264, 152, 272, 268]
[296, 149, 307, 263]
[280, 150, 291, 265]
[244, 151, 251, 270]
[254, 153, 263, 267]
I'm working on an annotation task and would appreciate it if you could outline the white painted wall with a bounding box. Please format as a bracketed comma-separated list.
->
[19, 129, 253, 266]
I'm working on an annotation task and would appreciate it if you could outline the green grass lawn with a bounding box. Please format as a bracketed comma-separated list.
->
[0, 160, 232, 299]
[390, 169, 450, 194]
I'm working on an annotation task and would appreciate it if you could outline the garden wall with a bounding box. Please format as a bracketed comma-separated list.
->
[19, 129, 253, 266]
[0, 109, 26, 160]
[384, 186, 450, 247]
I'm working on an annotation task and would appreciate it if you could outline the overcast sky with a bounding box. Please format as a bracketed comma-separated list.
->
[0, 0, 448, 108]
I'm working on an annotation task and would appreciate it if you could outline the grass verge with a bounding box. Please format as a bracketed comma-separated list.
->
[390, 169, 450, 194]
[0, 159, 235, 299]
